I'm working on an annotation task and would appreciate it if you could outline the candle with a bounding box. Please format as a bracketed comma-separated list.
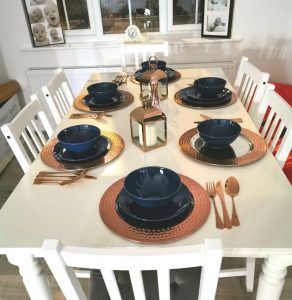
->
[139, 123, 157, 147]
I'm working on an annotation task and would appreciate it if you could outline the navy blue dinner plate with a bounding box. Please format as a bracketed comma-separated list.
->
[116, 184, 194, 229]
[53, 136, 109, 163]
[180, 87, 232, 107]
[134, 67, 177, 82]
[83, 92, 122, 108]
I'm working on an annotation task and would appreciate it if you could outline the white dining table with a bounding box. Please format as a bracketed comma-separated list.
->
[0, 68, 291, 300]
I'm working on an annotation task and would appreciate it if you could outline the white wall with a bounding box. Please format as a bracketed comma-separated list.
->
[0, 0, 291, 104]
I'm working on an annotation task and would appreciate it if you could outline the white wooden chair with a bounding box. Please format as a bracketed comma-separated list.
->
[1, 94, 53, 173]
[43, 239, 222, 300]
[120, 40, 169, 72]
[255, 83, 292, 168]
[41, 68, 74, 125]
[228, 56, 269, 293]
[234, 56, 270, 120]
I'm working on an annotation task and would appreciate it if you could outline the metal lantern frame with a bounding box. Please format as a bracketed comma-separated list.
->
[130, 105, 167, 152]
[139, 57, 168, 101]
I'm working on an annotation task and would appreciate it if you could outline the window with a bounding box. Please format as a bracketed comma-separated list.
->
[57, 0, 90, 30]
[99, 0, 159, 34]
[58, 0, 202, 41]
[169, 0, 202, 31]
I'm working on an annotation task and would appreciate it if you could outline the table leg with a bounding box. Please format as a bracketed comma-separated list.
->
[256, 254, 292, 300]
[7, 253, 53, 300]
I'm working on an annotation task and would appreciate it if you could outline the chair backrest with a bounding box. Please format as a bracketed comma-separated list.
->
[1, 94, 53, 173]
[41, 68, 74, 125]
[43, 239, 222, 300]
[233, 56, 270, 118]
[120, 41, 169, 71]
[255, 83, 292, 169]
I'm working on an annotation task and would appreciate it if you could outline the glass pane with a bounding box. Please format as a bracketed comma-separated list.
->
[100, 0, 130, 34]
[57, 0, 90, 30]
[173, 0, 203, 25]
[131, 0, 159, 33]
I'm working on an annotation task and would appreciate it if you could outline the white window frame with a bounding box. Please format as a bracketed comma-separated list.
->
[62, 0, 202, 43]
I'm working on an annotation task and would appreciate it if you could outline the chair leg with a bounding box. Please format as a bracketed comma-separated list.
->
[245, 257, 256, 292]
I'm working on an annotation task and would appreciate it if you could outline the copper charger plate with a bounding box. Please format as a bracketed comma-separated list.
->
[130, 70, 181, 85]
[179, 128, 267, 166]
[40, 131, 124, 170]
[99, 175, 210, 243]
[73, 90, 134, 112]
[174, 90, 237, 109]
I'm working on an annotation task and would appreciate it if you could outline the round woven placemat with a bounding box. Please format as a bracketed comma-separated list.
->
[130, 70, 181, 85]
[99, 175, 210, 243]
[73, 90, 134, 112]
[40, 131, 124, 170]
[179, 128, 267, 166]
[174, 90, 237, 109]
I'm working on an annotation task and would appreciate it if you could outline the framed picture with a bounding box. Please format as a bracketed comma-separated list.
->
[22, 0, 65, 47]
[201, 0, 234, 38]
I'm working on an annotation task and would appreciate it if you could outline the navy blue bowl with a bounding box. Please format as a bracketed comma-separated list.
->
[141, 60, 167, 71]
[57, 125, 101, 154]
[124, 166, 182, 208]
[193, 77, 226, 98]
[87, 82, 118, 103]
[197, 119, 241, 148]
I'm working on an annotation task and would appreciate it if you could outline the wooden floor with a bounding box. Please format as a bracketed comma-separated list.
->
[0, 158, 292, 299]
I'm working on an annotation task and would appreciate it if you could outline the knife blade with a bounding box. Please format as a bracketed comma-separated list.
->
[215, 181, 232, 229]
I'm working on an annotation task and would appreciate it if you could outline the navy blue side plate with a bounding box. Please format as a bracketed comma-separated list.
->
[53, 136, 109, 163]
[83, 92, 122, 108]
[180, 87, 232, 107]
[116, 184, 194, 229]
[134, 67, 177, 82]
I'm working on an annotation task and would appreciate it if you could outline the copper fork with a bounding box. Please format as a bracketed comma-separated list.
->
[206, 182, 224, 229]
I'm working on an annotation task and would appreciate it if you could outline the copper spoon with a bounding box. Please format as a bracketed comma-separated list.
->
[225, 176, 240, 226]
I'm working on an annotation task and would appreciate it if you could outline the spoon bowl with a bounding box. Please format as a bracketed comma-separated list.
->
[225, 176, 240, 226]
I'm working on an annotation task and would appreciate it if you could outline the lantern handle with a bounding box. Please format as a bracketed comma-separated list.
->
[148, 56, 158, 69]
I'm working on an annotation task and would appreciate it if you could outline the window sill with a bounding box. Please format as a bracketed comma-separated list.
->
[21, 37, 242, 52]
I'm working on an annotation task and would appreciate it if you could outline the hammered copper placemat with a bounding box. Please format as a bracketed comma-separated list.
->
[174, 90, 237, 109]
[73, 90, 134, 112]
[179, 128, 267, 166]
[130, 70, 181, 85]
[99, 175, 210, 243]
[40, 131, 124, 170]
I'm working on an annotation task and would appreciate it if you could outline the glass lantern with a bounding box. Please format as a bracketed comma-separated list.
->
[139, 56, 168, 100]
[130, 97, 167, 152]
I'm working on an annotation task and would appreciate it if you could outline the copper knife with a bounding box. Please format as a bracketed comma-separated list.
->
[215, 181, 232, 229]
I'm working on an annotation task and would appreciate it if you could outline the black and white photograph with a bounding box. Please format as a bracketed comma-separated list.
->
[207, 0, 228, 11]
[22, 0, 65, 47]
[202, 0, 234, 38]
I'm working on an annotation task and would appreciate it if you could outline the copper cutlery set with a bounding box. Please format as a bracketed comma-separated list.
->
[194, 114, 243, 124]
[33, 169, 97, 185]
[69, 111, 112, 120]
[206, 176, 240, 229]
[113, 74, 129, 86]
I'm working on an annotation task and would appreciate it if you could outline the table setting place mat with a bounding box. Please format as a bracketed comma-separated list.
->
[40, 131, 124, 170]
[179, 128, 267, 166]
[174, 89, 237, 109]
[99, 175, 210, 243]
[130, 69, 181, 85]
[73, 90, 134, 112]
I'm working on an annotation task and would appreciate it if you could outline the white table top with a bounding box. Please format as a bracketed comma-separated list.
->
[0, 68, 291, 258]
